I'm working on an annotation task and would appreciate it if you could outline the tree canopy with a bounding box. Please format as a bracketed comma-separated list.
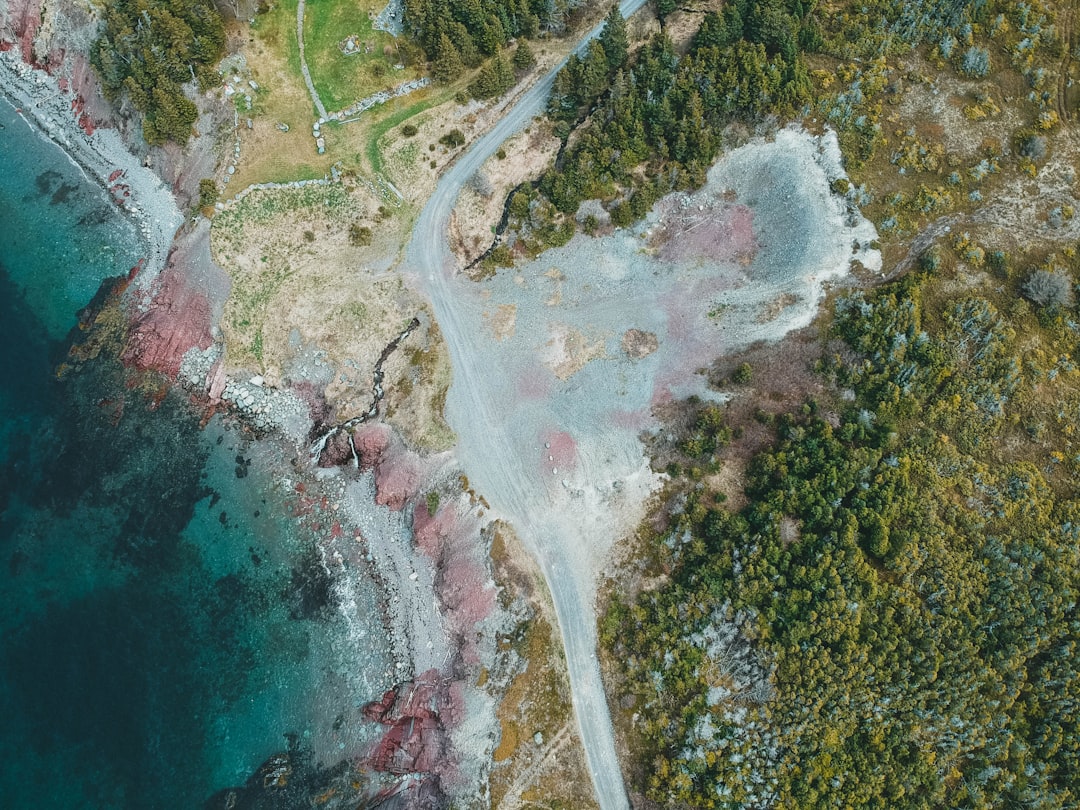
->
[92, 0, 224, 145]
[604, 269, 1080, 808]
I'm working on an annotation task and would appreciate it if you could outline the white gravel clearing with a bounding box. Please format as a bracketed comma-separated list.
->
[410, 114, 878, 807]
[441, 126, 878, 599]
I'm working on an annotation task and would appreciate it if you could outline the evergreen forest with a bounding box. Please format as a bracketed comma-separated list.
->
[603, 264, 1080, 807]
[91, 0, 225, 145]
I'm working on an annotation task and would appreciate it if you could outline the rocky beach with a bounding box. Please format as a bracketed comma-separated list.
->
[0, 16, 516, 808]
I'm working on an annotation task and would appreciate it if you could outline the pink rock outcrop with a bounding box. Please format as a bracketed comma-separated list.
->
[413, 503, 496, 665]
[353, 423, 391, 469]
[5, 0, 42, 63]
[363, 669, 452, 775]
[122, 253, 214, 378]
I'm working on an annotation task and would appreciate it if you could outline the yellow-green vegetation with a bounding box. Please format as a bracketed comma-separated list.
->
[235, 0, 435, 189]
[382, 329, 455, 452]
[603, 259, 1080, 807]
[301, 0, 423, 111]
[487, 524, 599, 809]
[211, 184, 353, 366]
[367, 94, 448, 173]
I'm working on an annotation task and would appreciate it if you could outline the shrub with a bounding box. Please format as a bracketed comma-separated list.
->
[401, 124, 418, 137]
[959, 46, 991, 78]
[1023, 269, 1074, 309]
[732, 362, 753, 384]
[349, 223, 373, 246]
[198, 179, 219, 208]
[1019, 134, 1048, 161]
[439, 129, 466, 148]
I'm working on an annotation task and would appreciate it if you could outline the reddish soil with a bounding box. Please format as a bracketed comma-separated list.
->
[653, 201, 759, 267]
[540, 429, 578, 472]
[413, 501, 497, 666]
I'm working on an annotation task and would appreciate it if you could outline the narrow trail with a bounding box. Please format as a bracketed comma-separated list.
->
[1057, 6, 1072, 124]
[296, 0, 329, 121]
[404, 2, 649, 808]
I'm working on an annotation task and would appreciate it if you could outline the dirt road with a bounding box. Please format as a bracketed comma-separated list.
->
[406, 3, 650, 807]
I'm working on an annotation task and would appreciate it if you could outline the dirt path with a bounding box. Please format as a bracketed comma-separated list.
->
[1058, 5, 1073, 124]
[296, 0, 329, 121]
[404, 3, 650, 808]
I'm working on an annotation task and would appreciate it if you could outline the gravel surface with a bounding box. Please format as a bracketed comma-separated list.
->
[404, 3, 659, 808]
[405, 14, 879, 806]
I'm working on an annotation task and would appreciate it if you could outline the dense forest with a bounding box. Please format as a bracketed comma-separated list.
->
[545, 1, 1080, 807]
[603, 258, 1080, 807]
[91, 0, 225, 144]
[489, 0, 1063, 263]
[403, 0, 568, 87]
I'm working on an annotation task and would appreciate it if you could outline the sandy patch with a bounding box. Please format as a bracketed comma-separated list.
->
[541, 323, 608, 380]
[620, 328, 658, 359]
[485, 303, 518, 341]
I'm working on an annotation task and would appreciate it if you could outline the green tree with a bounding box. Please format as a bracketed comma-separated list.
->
[432, 33, 464, 83]
[513, 39, 536, 72]
[599, 5, 629, 72]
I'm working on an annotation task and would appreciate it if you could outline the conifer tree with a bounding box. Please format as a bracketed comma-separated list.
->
[599, 5, 629, 72]
[513, 39, 536, 72]
[432, 33, 464, 83]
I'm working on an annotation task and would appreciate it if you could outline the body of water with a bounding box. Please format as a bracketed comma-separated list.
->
[0, 97, 390, 807]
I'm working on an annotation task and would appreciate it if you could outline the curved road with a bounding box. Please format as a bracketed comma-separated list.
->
[406, 3, 649, 808]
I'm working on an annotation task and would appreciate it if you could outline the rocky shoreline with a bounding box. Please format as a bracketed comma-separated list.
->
[0, 27, 514, 808]
[0, 48, 183, 294]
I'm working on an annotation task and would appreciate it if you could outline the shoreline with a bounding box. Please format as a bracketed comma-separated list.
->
[0, 49, 183, 293]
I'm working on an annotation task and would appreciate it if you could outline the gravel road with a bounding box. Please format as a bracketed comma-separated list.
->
[406, 3, 650, 807]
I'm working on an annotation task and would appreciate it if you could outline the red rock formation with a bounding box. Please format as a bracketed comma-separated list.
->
[121, 252, 214, 378]
[6, 0, 42, 63]
[363, 669, 449, 776]
[353, 424, 391, 469]
[374, 449, 422, 511]
[317, 429, 356, 468]
[412, 503, 496, 666]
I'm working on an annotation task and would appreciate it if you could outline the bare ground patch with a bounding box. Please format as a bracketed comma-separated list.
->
[210, 182, 452, 449]
[487, 522, 599, 810]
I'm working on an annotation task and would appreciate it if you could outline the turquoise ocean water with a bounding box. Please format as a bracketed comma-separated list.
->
[0, 98, 386, 807]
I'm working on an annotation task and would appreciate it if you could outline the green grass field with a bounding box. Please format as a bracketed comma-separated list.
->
[303, 0, 422, 112]
[366, 93, 446, 172]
